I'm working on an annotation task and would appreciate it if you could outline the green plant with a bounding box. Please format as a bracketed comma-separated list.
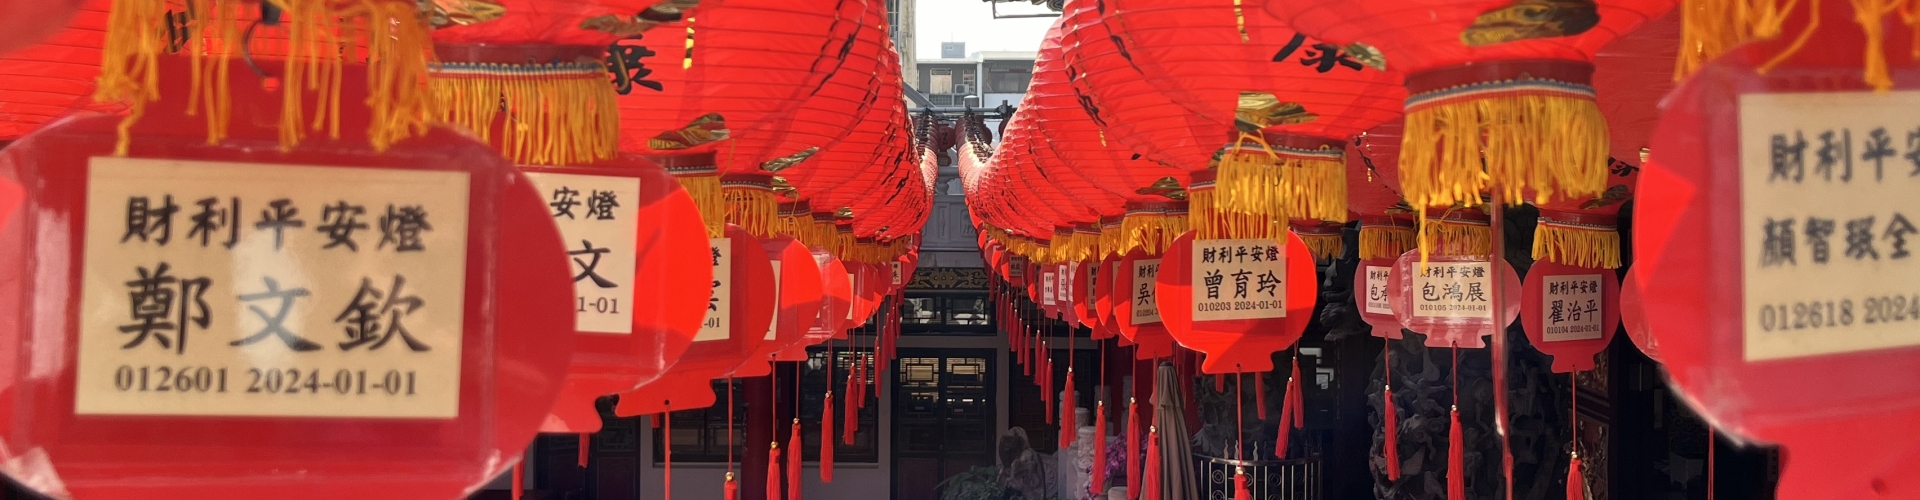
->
[936, 465, 1016, 500]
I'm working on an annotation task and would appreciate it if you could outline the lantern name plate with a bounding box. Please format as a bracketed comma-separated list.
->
[525, 172, 640, 335]
[1130, 258, 1162, 325]
[698, 238, 732, 341]
[1191, 239, 1287, 321]
[1364, 265, 1393, 315]
[1741, 90, 1920, 360]
[77, 157, 470, 418]
[1412, 262, 1492, 318]
[1542, 274, 1604, 341]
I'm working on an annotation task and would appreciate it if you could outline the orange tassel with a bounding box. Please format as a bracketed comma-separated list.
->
[1060, 369, 1077, 449]
[787, 420, 803, 500]
[724, 472, 739, 500]
[1255, 373, 1267, 420]
[1234, 467, 1254, 500]
[766, 443, 782, 500]
[579, 433, 591, 468]
[1384, 387, 1402, 480]
[1568, 452, 1585, 500]
[1091, 401, 1108, 498]
[1448, 408, 1466, 500]
[1143, 425, 1163, 500]
[1127, 398, 1142, 500]
[821, 393, 835, 483]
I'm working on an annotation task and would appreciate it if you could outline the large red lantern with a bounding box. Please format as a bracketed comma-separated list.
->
[0, 5, 121, 141]
[520, 157, 710, 432]
[0, 0, 81, 57]
[732, 235, 826, 378]
[0, 58, 569, 498]
[1514, 14, 1675, 372]
[1267, 0, 1674, 257]
[617, 224, 774, 416]
[779, 249, 852, 360]
[1104, 0, 1404, 235]
[1639, 2, 1920, 494]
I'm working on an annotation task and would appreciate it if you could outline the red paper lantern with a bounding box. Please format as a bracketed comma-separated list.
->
[1155, 231, 1319, 373]
[0, 5, 122, 141]
[616, 224, 774, 416]
[779, 249, 852, 360]
[732, 235, 827, 378]
[0, 0, 81, 57]
[520, 157, 710, 432]
[1638, 3, 1920, 494]
[0, 58, 569, 498]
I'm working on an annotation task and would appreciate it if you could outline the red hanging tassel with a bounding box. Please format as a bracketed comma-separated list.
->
[578, 433, 592, 468]
[1567, 452, 1585, 500]
[1255, 373, 1267, 420]
[1233, 467, 1254, 500]
[1091, 401, 1108, 498]
[1142, 425, 1163, 500]
[1447, 408, 1466, 500]
[1288, 361, 1304, 428]
[511, 462, 524, 500]
[820, 393, 835, 483]
[787, 420, 803, 500]
[1043, 354, 1055, 426]
[1383, 386, 1402, 480]
[1274, 392, 1294, 459]
[844, 375, 859, 445]
[1126, 398, 1142, 500]
[1060, 369, 1077, 449]
[1215, 373, 1225, 392]
[665, 413, 674, 500]
[724, 472, 739, 500]
[766, 443, 783, 500]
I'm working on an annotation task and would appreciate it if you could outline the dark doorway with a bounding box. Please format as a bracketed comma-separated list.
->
[893, 348, 997, 499]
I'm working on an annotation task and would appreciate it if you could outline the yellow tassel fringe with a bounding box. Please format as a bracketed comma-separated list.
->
[1532, 222, 1623, 269]
[429, 62, 619, 166]
[1298, 232, 1345, 262]
[1120, 211, 1188, 256]
[1359, 225, 1418, 261]
[669, 172, 725, 238]
[724, 185, 779, 239]
[1401, 92, 1609, 211]
[97, 0, 434, 155]
[1417, 218, 1494, 260]
[1099, 218, 1124, 260]
[1680, 0, 1920, 92]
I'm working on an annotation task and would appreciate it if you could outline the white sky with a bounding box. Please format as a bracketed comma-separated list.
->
[913, 1, 1055, 59]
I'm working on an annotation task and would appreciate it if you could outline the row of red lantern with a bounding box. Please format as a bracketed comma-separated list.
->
[970, 1, 1678, 497]
[0, 1, 929, 499]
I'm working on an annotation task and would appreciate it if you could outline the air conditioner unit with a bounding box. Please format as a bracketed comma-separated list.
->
[952, 84, 973, 95]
